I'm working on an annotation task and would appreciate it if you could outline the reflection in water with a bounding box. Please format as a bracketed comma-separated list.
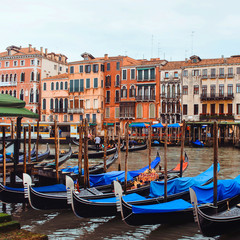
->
[1, 145, 240, 239]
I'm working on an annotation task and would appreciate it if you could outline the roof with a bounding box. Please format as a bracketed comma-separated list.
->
[0, 94, 39, 119]
[43, 73, 68, 80]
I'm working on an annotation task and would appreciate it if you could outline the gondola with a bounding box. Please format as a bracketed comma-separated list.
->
[121, 143, 147, 152]
[190, 182, 240, 237]
[61, 148, 119, 176]
[71, 139, 99, 151]
[115, 177, 240, 226]
[29, 144, 50, 162]
[192, 139, 204, 148]
[69, 161, 218, 218]
[34, 145, 72, 169]
[167, 152, 189, 174]
[23, 153, 160, 210]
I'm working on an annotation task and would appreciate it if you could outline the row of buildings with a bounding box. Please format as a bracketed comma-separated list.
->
[1, 44, 240, 136]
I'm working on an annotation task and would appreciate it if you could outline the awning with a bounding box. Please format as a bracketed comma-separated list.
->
[168, 123, 181, 128]
[104, 123, 114, 126]
[89, 123, 97, 126]
[152, 123, 164, 128]
[129, 122, 150, 128]
[137, 68, 154, 70]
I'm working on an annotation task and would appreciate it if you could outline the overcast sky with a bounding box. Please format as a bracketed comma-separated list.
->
[1, 0, 240, 62]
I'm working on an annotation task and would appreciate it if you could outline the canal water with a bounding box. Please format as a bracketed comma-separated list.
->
[1, 145, 240, 240]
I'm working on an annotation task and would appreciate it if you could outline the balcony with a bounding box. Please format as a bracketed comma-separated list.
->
[0, 81, 17, 87]
[210, 74, 216, 79]
[227, 73, 234, 78]
[67, 108, 84, 114]
[135, 95, 155, 101]
[200, 93, 234, 101]
[219, 74, 226, 78]
[161, 93, 181, 99]
[200, 113, 234, 121]
[53, 108, 68, 113]
[119, 113, 135, 119]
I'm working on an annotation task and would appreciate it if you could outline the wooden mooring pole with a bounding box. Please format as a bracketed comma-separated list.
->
[179, 120, 185, 178]
[78, 123, 83, 179]
[164, 125, 168, 202]
[117, 126, 121, 171]
[23, 127, 27, 173]
[103, 125, 107, 173]
[54, 119, 59, 183]
[36, 120, 40, 162]
[28, 124, 31, 163]
[2, 127, 6, 186]
[213, 121, 218, 207]
[148, 123, 152, 170]
[124, 121, 129, 193]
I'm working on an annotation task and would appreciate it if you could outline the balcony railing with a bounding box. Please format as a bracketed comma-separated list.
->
[53, 108, 68, 113]
[160, 93, 181, 99]
[135, 95, 155, 101]
[120, 113, 135, 119]
[200, 93, 234, 101]
[0, 81, 17, 87]
[200, 113, 234, 120]
[67, 108, 84, 114]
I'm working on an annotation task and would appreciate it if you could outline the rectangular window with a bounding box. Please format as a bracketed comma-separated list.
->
[219, 84, 224, 96]
[93, 64, 99, 73]
[70, 115, 73, 121]
[86, 114, 90, 122]
[138, 70, 143, 80]
[237, 84, 240, 93]
[228, 67, 233, 77]
[144, 70, 149, 80]
[183, 70, 188, 77]
[115, 107, 120, 118]
[85, 99, 90, 109]
[211, 104, 215, 115]
[210, 68, 216, 77]
[20, 60, 25, 66]
[116, 62, 120, 70]
[106, 107, 110, 118]
[74, 79, 79, 92]
[101, 80, 103, 88]
[219, 104, 224, 114]
[92, 114, 96, 123]
[70, 66, 74, 74]
[122, 69, 127, 80]
[202, 69, 207, 77]
[237, 104, 240, 115]
[93, 99, 98, 109]
[194, 85, 199, 94]
[192, 69, 200, 76]
[183, 86, 188, 95]
[106, 91, 110, 103]
[107, 63, 110, 71]
[210, 85, 216, 97]
[202, 104, 207, 114]
[43, 82, 47, 91]
[70, 80, 73, 92]
[228, 84, 233, 96]
[101, 64, 104, 72]
[194, 104, 198, 115]
[85, 65, 91, 73]
[150, 68, 155, 79]
[183, 105, 188, 115]
[165, 72, 169, 78]
[94, 78, 98, 88]
[219, 68, 224, 77]
[174, 72, 178, 78]
[228, 104, 233, 114]
[5, 61, 9, 67]
[80, 79, 84, 92]
[237, 67, 240, 74]
[79, 65, 83, 73]
[130, 69, 135, 80]
[86, 78, 90, 89]
[13, 61, 18, 66]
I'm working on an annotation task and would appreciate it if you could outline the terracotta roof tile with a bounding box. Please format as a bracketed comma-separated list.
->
[43, 73, 68, 80]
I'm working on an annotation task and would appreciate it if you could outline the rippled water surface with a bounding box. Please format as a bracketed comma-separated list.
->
[1, 144, 240, 240]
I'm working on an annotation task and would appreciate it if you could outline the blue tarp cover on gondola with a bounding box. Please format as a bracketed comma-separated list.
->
[4, 184, 67, 193]
[89, 193, 146, 203]
[192, 179, 240, 204]
[149, 163, 220, 197]
[132, 199, 192, 214]
[192, 139, 204, 147]
[89, 155, 160, 187]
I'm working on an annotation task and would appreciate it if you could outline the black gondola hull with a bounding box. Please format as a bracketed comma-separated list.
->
[0, 184, 27, 203]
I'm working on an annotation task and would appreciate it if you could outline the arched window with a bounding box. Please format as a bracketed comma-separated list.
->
[150, 86, 155, 99]
[56, 82, 59, 90]
[65, 81, 68, 90]
[136, 104, 143, 118]
[64, 98, 68, 110]
[31, 72, 34, 81]
[129, 86, 135, 97]
[149, 103, 155, 118]
[162, 85, 165, 95]
[14, 74, 17, 82]
[1, 75, 4, 82]
[42, 99, 46, 110]
[10, 74, 12, 82]
[167, 85, 170, 98]
[20, 72, 25, 82]
[13, 90, 16, 97]
[59, 98, 63, 111]
[30, 89, 34, 103]
[5, 74, 8, 82]
[36, 89, 39, 103]
[20, 89, 24, 100]
[37, 73, 40, 81]
[5, 90, 8, 95]
[1, 90, 4, 94]
[177, 84, 180, 96]
[51, 82, 54, 90]
[121, 86, 127, 98]
[9, 90, 12, 96]
[60, 82, 63, 90]
[55, 98, 58, 111]
[50, 99, 53, 110]
[116, 75, 120, 86]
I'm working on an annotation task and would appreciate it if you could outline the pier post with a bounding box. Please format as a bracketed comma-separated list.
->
[164, 125, 168, 202]
[179, 120, 185, 178]
[54, 119, 59, 183]
[36, 120, 40, 162]
[78, 122, 83, 178]
[148, 123, 152, 170]
[28, 124, 31, 163]
[3, 127, 6, 185]
[213, 121, 218, 207]
[103, 125, 107, 173]
[124, 121, 129, 193]
[117, 126, 121, 171]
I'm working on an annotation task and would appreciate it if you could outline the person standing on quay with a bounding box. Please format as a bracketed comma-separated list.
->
[95, 136, 101, 152]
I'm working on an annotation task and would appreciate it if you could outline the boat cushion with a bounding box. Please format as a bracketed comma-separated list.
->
[89, 193, 146, 203]
[132, 199, 192, 214]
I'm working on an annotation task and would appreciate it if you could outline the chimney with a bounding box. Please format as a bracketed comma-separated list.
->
[45, 48, 48, 55]
[33, 47, 36, 51]
[104, 54, 108, 60]
[185, 58, 188, 63]
[29, 44, 32, 52]
[221, 55, 224, 58]
[40, 47, 43, 55]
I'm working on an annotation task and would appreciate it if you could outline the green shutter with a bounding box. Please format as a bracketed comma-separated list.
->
[94, 78, 98, 88]
[74, 79, 79, 92]
[70, 80, 73, 92]
[80, 79, 84, 92]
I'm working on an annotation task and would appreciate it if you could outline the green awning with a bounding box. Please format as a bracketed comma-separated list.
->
[89, 123, 97, 126]
[137, 68, 154, 70]
[0, 94, 39, 119]
[104, 123, 114, 126]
